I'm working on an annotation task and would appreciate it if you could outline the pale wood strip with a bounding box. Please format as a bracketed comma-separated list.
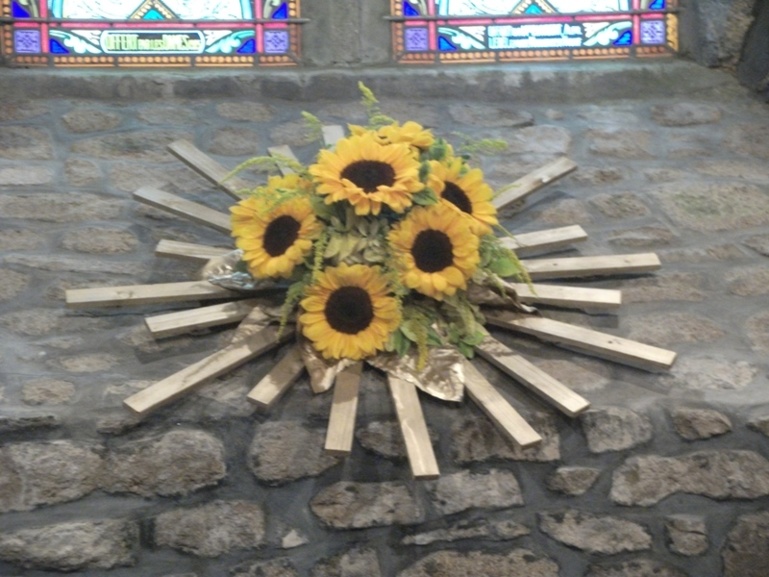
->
[322, 125, 345, 147]
[463, 360, 542, 448]
[388, 376, 440, 480]
[66, 281, 236, 308]
[124, 326, 283, 416]
[133, 186, 232, 233]
[485, 311, 677, 372]
[522, 253, 661, 281]
[145, 299, 260, 338]
[324, 362, 363, 456]
[506, 282, 622, 311]
[500, 225, 588, 256]
[267, 145, 299, 175]
[475, 336, 590, 417]
[493, 157, 578, 210]
[247, 345, 305, 410]
[155, 240, 232, 262]
[167, 139, 250, 199]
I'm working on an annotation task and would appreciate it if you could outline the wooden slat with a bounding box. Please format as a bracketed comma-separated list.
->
[167, 139, 250, 199]
[506, 282, 622, 311]
[133, 186, 231, 233]
[155, 240, 232, 262]
[463, 360, 542, 448]
[124, 326, 284, 416]
[322, 125, 345, 147]
[145, 299, 260, 338]
[267, 145, 299, 175]
[501, 225, 588, 256]
[475, 336, 590, 417]
[493, 157, 578, 210]
[247, 345, 305, 410]
[324, 362, 363, 456]
[522, 253, 661, 281]
[66, 281, 236, 308]
[388, 375, 440, 480]
[485, 311, 677, 372]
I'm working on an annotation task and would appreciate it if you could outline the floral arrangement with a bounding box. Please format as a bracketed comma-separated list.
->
[227, 85, 528, 371]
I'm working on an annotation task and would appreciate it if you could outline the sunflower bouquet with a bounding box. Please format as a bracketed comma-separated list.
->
[225, 87, 528, 376]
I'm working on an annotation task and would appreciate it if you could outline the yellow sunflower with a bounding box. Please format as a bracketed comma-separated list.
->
[349, 121, 435, 155]
[299, 264, 401, 360]
[388, 203, 481, 300]
[231, 197, 321, 279]
[428, 157, 498, 235]
[309, 132, 423, 216]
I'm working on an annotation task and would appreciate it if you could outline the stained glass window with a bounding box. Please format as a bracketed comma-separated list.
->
[391, 0, 678, 64]
[1, 0, 302, 67]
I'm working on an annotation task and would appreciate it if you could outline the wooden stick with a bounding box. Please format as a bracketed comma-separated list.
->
[66, 281, 237, 308]
[324, 362, 363, 456]
[145, 299, 260, 338]
[500, 225, 588, 256]
[506, 282, 622, 312]
[493, 157, 578, 210]
[388, 375, 440, 479]
[475, 336, 590, 417]
[463, 360, 542, 448]
[167, 139, 251, 199]
[124, 326, 285, 416]
[322, 125, 345, 147]
[133, 186, 232, 233]
[267, 145, 299, 175]
[247, 345, 305, 410]
[521, 253, 661, 281]
[485, 311, 677, 372]
[155, 240, 232, 262]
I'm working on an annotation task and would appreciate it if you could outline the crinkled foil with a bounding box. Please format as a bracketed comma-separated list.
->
[201, 249, 274, 292]
[368, 347, 465, 402]
[299, 336, 356, 394]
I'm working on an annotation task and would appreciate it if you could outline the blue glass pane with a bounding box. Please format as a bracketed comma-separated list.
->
[614, 30, 632, 46]
[237, 38, 256, 53]
[50, 38, 69, 54]
[649, 0, 666, 9]
[438, 37, 456, 51]
[271, 3, 288, 19]
[143, 9, 165, 19]
[11, 1, 31, 18]
[404, 2, 420, 17]
[524, 5, 544, 14]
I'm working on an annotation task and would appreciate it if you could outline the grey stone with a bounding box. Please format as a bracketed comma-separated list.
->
[64, 158, 102, 187]
[0, 166, 53, 186]
[506, 125, 571, 156]
[103, 429, 226, 497]
[651, 103, 722, 126]
[528, 198, 593, 226]
[0, 415, 59, 434]
[138, 103, 201, 125]
[581, 407, 652, 453]
[0, 519, 137, 571]
[0, 308, 106, 336]
[0, 440, 103, 512]
[216, 101, 275, 121]
[448, 103, 533, 128]
[248, 421, 339, 485]
[722, 510, 769, 577]
[607, 226, 677, 248]
[611, 450, 769, 506]
[427, 469, 524, 515]
[356, 420, 437, 459]
[312, 547, 381, 577]
[532, 357, 611, 393]
[658, 357, 757, 391]
[154, 500, 266, 557]
[724, 123, 769, 160]
[747, 415, 769, 437]
[589, 193, 650, 218]
[625, 312, 725, 347]
[62, 108, 122, 133]
[746, 311, 769, 353]
[727, 266, 769, 296]
[0, 192, 123, 222]
[585, 559, 688, 577]
[670, 408, 732, 440]
[622, 273, 706, 303]
[0, 269, 29, 301]
[570, 166, 624, 185]
[744, 234, 769, 257]
[21, 379, 76, 405]
[0, 126, 54, 159]
[539, 510, 651, 554]
[207, 127, 262, 156]
[586, 129, 652, 158]
[0, 101, 49, 121]
[547, 467, 601, 496]
[665, 515, 708, 556]
[70, 130, 191, 160]
[398, 549, 559, 577]
[453, 412, 560, 463]
[55, 353, 122, 373]
[402, 518, 529, 546]
[4, 254, 144, 276]
[232, 558, 299, 577]
[0, 228, 43, 250]
[281, 529, 308, 549]
[311, 481, 423, 529]
[269, 120, 317, 147]
[660, 244, 745, 263]
[61, 227, 138, 253]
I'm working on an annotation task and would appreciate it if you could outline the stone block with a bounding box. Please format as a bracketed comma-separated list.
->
[426, 469, 524, 515]
[398, 549, 559, 577]
[722, 510, 769, 577]
[311, 481, 424, 529]
[665, 515, 708, 556]
[539, 510, 651, 554]
[580, 407, 653, 453]
[670, 408, 732, 440]
[547, 466, 601, 496]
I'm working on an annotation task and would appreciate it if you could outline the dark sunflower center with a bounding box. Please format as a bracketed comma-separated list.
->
[341, 160, 396, 193]
[412, 230, 454, 273]
[263, 215, 301, 257]
[443, 182, 473, 214]
[325, 286, 374, 335]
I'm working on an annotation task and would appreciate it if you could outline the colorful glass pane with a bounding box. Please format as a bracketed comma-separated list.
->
[393, 0, 678, 63]
[1, 0, 301, 67]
